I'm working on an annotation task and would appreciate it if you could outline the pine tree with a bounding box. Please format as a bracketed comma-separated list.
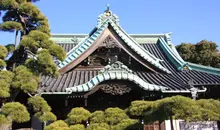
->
[0, 0, 66, 128]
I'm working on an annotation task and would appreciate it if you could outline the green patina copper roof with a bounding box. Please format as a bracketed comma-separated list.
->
[187, 62, 220, 76]
[158, 37, 188, 71]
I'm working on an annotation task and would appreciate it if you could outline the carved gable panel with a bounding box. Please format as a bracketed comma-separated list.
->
[99, 83, 131, 95]
[99, 35, 119, 48]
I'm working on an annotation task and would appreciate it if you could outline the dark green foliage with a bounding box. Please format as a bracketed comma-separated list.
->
[5, 44, 15, 53]
[89, 111, 105, 123]
[25, 49, 59, 76]
[176, 43, 195, 62]
[176, 40, 220, 68]
[15, 0, 28, 4]
[35, 112, 57, 122]
[0, 114, 11, 130]
[87, 108, 137, 130]
[39, 39, 53, 49]
[128, 96, 220, 125]
[44, 120, 71, 130]
[153, 96, 201, 122]
[69, 124, 85, 130]
[0, 45, 8, 59]
[1, 102, 30, 123]
[19, 2, 41, 18]
[127, 100, 153, 116]
[0, 21, 23, 32]
[28, 96, 57, 123]
[172, 96, 201, 121]
[20, 36, 38, 51]
[36, 49, 58, 75]
[28, 30, 50, 41]
[12, 65, 39, 93]
[0, 79, 10, 97]
[0, 0, 18, 10]
[196, 99, 220, 121]
[0, 71, 14, 97]
[28, 96, 51, 112]
[112, 119, 138, 130]
[49, 43, 66, 61]
[86, 123, 109, 130]
[105, 107, 129, 126]
[0, 70, 14, 83]
[36, 24, 50, 35]
[0, 59, 6, 68]
[66, 107, 91, 125]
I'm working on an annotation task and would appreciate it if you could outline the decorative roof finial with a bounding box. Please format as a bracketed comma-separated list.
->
[97, 4, 119, 26]
[104, 4, 111, 16]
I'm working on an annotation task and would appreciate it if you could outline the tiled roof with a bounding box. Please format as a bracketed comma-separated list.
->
[136, 44, 220, 91]
[40, 70, 99, 92]
[39, 43, 220, 93]
[57, 43, 76, 52]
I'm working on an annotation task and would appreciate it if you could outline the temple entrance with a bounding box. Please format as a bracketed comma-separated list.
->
[83, 80, 160, 111]
[86, 82, 142, 111]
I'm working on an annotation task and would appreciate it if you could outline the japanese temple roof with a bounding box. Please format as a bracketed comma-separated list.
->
[39, 8, 220, 94]
[39, 42, 220, 94]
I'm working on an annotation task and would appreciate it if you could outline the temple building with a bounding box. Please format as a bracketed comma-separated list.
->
[39, 7, 220, 123]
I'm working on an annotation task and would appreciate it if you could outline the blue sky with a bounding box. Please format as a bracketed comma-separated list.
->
[0, 0, 220, 47]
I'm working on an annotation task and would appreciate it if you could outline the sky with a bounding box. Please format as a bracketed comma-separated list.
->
[0, 0, 220, 47]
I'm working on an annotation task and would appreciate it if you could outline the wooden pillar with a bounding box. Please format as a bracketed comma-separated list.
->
[84, 96, 88, 107]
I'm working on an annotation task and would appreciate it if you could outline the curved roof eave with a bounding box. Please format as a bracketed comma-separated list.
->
[158, 37, 188, 70]
[65, 71, 168, 93]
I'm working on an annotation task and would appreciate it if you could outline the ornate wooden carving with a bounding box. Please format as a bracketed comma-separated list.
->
[99, 35, 119, 48]
[101, 61, 132, 73]
[99, 83, 131, 95]
[87, 56, 107, 66]
[71, 36, 79, 45]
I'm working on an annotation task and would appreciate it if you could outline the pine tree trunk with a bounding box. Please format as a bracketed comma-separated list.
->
[170, 115, 174, 130]
[14, 30, 19, 49]
[12, 30, 19, 71]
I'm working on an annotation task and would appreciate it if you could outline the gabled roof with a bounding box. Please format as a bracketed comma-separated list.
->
[56, 10, 170, 74]
[40, 8, 220, 94]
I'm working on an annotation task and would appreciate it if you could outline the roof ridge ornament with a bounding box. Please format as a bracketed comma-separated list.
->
[164, 32, 172, 46]
[100, 61, 132, 73]
[97, 4, 119, 26]
[104, 4, 111, 16]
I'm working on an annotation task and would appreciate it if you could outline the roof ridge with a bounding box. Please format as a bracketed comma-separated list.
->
[188, 62, 220, 76]
[51, 34, 167, 38]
